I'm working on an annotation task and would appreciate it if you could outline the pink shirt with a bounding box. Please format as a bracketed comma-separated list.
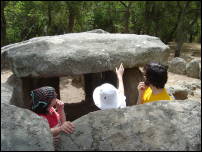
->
[38, 107, 60, 128]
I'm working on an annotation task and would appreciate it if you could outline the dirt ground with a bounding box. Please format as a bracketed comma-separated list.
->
[1, 42, 201, 104]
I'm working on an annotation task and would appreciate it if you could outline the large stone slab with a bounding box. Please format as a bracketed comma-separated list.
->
[2, 32, 169, 77]
[57, 100, 201, 151]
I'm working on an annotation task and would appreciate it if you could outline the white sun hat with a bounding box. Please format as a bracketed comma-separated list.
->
[93, 83, 126, 110]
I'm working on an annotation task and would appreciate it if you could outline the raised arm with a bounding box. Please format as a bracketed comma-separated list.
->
[52, 99, 75, 136]
[115, 63, 125, 95]
[55, 99, 66, 124]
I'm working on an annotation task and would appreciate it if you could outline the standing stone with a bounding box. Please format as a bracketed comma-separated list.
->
[168, 57, 186, 75]
[6, 74, 24, 108]
[84, 71, 117, 103]
[186, 59, 201, 79]
[123, 67, 144, 105]
[1, 46, 10, 69]
[1, 83, 13, 104]
[5, 74, 60, 110]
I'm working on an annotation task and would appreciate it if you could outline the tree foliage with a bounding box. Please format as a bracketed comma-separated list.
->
[2, 1, 201, 57]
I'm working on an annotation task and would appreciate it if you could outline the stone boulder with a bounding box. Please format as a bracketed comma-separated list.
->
[1, 83, 13, 105]
[166, 85, 189, 100]
[166, 79, 201, 101]
[186, 59, 201, 79]
[168, 57, 186, 75]
[5, 74, 25, 108]
[2, 32, 169, 78]
[1, 83, 54, 151]
[57, 100, 201, 151]
[1, 50, 10, 69]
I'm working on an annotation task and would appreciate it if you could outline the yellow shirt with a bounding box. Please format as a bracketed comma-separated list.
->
[142, 87, 173, 104]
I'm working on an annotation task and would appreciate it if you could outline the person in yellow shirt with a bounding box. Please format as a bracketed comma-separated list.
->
[137, 62, 173, 104]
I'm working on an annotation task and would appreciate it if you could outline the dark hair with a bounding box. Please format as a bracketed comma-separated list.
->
[32, 102, 51, 114]
[31, 86, 57, 114]
[143, 62, 168, 88]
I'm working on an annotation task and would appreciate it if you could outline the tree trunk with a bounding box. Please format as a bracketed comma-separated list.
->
[189, 33, 193, 43]
[1, 1, 7, 47]
[124, 9, 130, 33]
[47, 3, 52, 35]
[68, 11, 75, 33]
[175, 41, 183, 57]
[120, 1, 132, 33]
[175, 23, 184, 57]
[66, 2, 76, 33]
[144, 1, 151, 34]
[108, 2, 115, 33]
[188, 13, 199, 43]
[175, 1, 190, 57]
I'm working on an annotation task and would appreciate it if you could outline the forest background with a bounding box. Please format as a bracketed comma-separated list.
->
[1, 1, 201, 57]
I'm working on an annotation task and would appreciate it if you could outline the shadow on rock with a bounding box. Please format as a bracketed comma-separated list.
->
[64, 100, 100, 121]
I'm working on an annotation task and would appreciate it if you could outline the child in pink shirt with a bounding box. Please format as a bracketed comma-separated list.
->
[30, 86, 75, 146]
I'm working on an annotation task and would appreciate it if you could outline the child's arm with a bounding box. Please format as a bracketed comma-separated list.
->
[137, 93, 144, 105]
[51, 126, 61, 137]
[115, 63, 125, 95]
[58, 109, 66, 124]
[51, 121, 75, 136]
[55, 99, 66, 124]
[136, 82, 147, 104]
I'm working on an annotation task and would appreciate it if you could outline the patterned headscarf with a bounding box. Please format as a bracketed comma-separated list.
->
[31, 86, 57, 110]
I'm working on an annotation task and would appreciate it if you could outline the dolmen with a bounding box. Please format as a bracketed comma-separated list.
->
[1, 29, 170, 112]
[1, 30, 201, 151]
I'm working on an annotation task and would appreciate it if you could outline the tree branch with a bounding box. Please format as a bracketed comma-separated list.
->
[119, 1, 128, 8]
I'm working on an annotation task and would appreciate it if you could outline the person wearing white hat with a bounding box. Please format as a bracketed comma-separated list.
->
[93, 63, 126, 110]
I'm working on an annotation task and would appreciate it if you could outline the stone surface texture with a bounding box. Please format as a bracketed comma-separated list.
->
[168, 57, 186, 75]
[57, 100, 201, 151]
[1, 83, 13, 105]
[186, 59, 201, 79]
[2, 32, 169, 77]
[1, 83, 54, 151]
